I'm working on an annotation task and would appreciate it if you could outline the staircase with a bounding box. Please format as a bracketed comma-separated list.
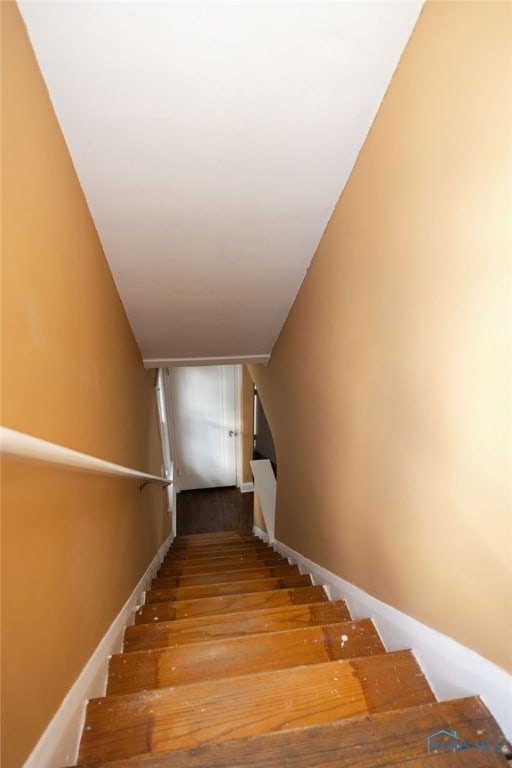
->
[74, 531, 510, 767]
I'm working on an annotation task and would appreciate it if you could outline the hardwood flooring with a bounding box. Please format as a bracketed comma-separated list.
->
[176, 487, 253, 534]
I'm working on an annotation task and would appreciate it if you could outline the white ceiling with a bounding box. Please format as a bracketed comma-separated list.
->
[19, 0, 422, 367]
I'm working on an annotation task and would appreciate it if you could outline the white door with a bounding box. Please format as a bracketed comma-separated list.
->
[168, 365, 239, 491]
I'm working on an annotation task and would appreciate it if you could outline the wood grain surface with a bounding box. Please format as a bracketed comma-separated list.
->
[151, 563, 302, 589]
[76, 697, 510, 768]
[80, 651, 435, 763]
[135, 585, 328, 624]
[124, 600, 352, 652]
[108, 619, 385, 694]
[145, 574, 312, 604]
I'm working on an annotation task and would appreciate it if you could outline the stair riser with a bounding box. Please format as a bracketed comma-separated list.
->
[135, 585, 328, 624]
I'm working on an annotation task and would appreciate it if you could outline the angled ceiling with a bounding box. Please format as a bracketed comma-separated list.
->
[19, 0, 423, 367]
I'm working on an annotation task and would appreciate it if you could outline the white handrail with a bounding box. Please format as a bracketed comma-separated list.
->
[0, 426, 170, 487]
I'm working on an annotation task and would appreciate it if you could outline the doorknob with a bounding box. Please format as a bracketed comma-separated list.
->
[228, 430, 235, 437]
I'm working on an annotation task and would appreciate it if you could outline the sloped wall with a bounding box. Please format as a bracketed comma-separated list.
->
[249, 0, 511, 673]
[1, 5, 170, 766]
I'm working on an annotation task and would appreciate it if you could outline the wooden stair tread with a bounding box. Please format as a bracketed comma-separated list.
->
[158, 554, 287, 576]
[159, 551, 285, 570]
[73, 697, 511, 768]
[162, 543, 277, 559]
[171, 533, 260, 543]
[135, 585, 328, 624]
[160, 551, 280, 568]
[163, 543, 272, 559]
[124, 600, 351, 651]
[168, 542, 266, 556]
[108, 619, 385, 694]
[172, 532, 258, 544]
[145, 574, 312, 603]
[151, 563, 301, 589]
[79, 650, 435, 763]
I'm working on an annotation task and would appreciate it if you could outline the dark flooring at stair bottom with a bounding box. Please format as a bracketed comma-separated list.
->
[177, 486, 253, 534]
[73, 531, 511, 768]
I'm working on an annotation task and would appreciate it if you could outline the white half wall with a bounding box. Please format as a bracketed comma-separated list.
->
[250, 459, 276, 542]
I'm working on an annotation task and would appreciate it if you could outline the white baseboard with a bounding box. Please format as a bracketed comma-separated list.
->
[273, 538, 512, 741]
[253, 524, 269, 543]
[23, 530, 174, 768]
[240, 481, 254, 493]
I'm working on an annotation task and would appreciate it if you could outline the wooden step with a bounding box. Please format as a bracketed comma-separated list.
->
[124, 600, 351, 651]
[169, 537, 267, 551]
[161, 549, 277, 566]
[161, 544, 279, 560]
[158, 552, 286, 575]
[160, 550, 284, 570]
[167, 543, 267, 557]
[146, 573, 312, 604]
[157, 555, 287, 577]
[78, 650, 435, 764]
[135, 585, 328, 624]
[74, 697, 511, 768]
[162, 547, 273, 564]
[172, 532, 257, 544]
[151, 563, 302, 590]
[108, 619, 385, 695]
[163, 542, 272, 559]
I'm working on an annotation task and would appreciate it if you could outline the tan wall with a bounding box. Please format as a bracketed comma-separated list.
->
[249, 0, 512, 673]
[1, 5, 170, 765]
